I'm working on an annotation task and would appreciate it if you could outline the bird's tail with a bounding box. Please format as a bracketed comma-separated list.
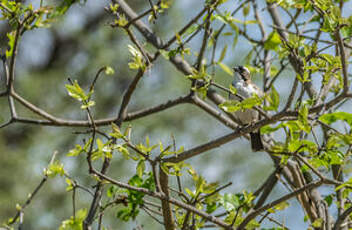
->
[250, 131, 264, 152]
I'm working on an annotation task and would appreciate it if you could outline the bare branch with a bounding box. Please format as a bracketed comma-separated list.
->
[163, 7, 208, 49]
[283, 77, 299, 111]
[191, 95, 238, 130]
[116, 69, 145, 125]
[335, 28, 349, 93]
[89, 67, 108, 97]
[8, 26, 21, 91]
[125, 94, 192, 121]
[254, 167, 281, 209]
[159, 168, 176, 230]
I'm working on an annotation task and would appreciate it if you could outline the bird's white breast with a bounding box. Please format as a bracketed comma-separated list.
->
[231, 79, 259, 124]
[233, 80, 258, 98]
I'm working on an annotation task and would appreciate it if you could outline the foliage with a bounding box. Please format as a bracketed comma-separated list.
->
[0, 0, 352, 229]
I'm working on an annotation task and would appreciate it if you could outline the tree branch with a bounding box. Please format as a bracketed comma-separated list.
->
[91, 168, 231, 229]
[333, 206, 352, 230]
[159, 168, 176, 230]
[238, 180, 324, 230]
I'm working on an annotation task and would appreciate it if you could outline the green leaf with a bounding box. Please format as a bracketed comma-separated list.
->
[110, 3, 119, 12]
[220, 95, 262, 113]
[274, 201, 289, 210]
[229, 84, 237, 95]
[91, 138, 113, 161]
[136, 160, 145, 178]
[261, 123, 284, 134]
[185, 187, 195, 198]
[287, 139, 302, 153]
[324, 195, 333, 206]
[218, 62, 234, 76]
[219, 100, 241, 112]
[110, 123, 124, 139]
[263, 86, 280, 111]
[244, 49, 254, 65]
[264, 32, 281, 51]
[59, 209, 87, 230]
[128, 45, 145, 70]
[220, 193, 240, 211]
[65, 80, 87, 101]
[218, 44, 228, 62]
[80, 100, 95, 109]
[115, 173, 155, 222]
[312, 218, 323, 228]
[52, 0, 80, 17]
[116, 14, 128, 27]
[243, 3, 250, 16]
[116, 144, 130, 159]
[161, 0, 172, 8]
[44, 160, 65, 178]
[185, 24, 198, 36]
[6, 31, 16, 58]
[159, 50, 170, 60]
[203, 182, 219, 194]
[298, 103, 311, 133]
[107, 185, 118, 198]
[241, 95, 263, 109]
[65, 178, 74, 191]
[105, 66, 115, 75]
[67, 144, 83, 157]
[231, 18, 257, 25]
[319, 112, 352, 126]
[206, 202, 218, 214]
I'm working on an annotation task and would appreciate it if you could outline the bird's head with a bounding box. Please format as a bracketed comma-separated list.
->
[233, 66, 251, 81]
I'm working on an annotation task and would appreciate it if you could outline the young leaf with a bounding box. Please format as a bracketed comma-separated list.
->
[44, 160, 65, 178]
[81, 100, 95, 109]
[218, 44, 228, 63]
[65, 80, 87, 101]
[264, 32, 281, 51]
[264, 86, 280, 111]
[319, 112, 352, 126]
[6, 32, 16, 58]
[218, 62, 234, 76]
[105, 66, 115, 75]
[136, 160, 145, 178]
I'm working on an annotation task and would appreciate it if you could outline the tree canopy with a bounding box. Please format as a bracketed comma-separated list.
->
[0, 0, 352, 229]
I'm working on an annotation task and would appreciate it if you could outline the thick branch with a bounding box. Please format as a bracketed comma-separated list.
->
[191, 95, 238, 130]
[159, 168, 176, 230]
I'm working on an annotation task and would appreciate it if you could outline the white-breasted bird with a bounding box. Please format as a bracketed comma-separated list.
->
[231, 66, 264, 152]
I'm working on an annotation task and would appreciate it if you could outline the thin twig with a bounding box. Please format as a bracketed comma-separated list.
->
[116, 69, 145, 125]
[8, 151, 58, 225]
[89, 67, 108, 98]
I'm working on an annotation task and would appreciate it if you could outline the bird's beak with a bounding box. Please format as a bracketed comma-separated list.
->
[233, 67, 239, 73]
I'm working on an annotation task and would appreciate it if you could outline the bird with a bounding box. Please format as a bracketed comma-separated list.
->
[231, 66, 264, 152]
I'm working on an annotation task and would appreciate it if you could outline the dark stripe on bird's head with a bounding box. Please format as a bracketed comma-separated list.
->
[233, 66, 250, 81]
